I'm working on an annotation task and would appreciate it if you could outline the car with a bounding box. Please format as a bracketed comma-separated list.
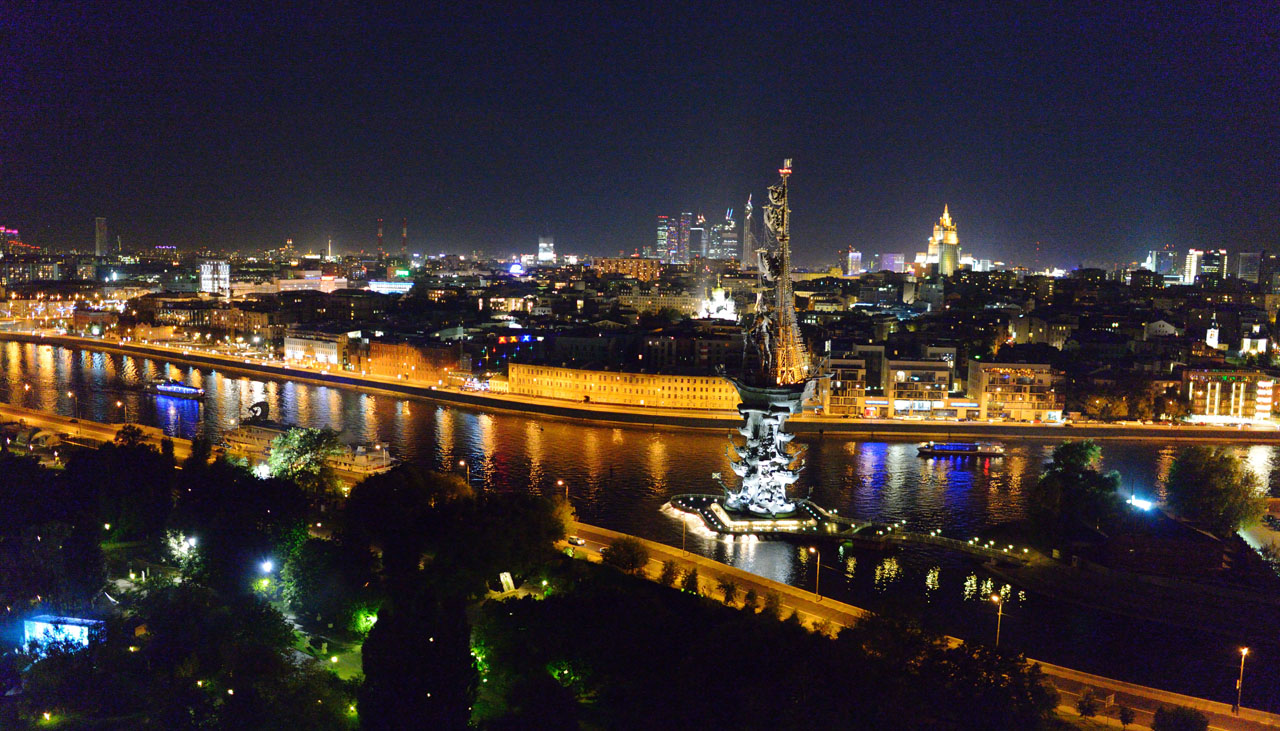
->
[566, 535, 586, 546]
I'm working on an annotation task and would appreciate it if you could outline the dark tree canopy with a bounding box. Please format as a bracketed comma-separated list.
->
[601, 537, 649, 575]
[1028, 440, 1123, 535]
[1165, 446, 1267, 536]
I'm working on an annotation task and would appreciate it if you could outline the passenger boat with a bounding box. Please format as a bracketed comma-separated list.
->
[916, 441, 1004, 458]
[221, 419, 396, 476]
[145, 378, 205, 400]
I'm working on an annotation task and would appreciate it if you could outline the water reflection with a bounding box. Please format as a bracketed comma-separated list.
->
[1, 343, 1279, 709]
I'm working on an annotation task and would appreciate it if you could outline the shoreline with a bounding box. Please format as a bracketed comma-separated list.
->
[4, 331, 1280, 443]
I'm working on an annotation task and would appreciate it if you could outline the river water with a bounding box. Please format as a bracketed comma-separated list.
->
[2, 339, 1278, 711]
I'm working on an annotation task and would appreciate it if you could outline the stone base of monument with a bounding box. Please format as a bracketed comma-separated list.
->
[664, 493, 863, 539]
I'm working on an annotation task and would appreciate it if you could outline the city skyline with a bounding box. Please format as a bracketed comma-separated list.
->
[4, 5, 1279, 267]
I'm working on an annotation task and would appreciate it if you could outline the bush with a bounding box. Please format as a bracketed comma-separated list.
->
[1118, 705, 1135, 729]
[601, 537, 650, 575]
[762, 591, 783, 619]
[1152, 705, 1209, 731]
[742, 588, 759, 611]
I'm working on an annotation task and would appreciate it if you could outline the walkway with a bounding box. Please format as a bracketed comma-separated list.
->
[4, 331, 1280, 442]
[570, 522, 1280, 730]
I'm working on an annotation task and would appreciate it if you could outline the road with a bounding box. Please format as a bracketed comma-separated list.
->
[5, 330, 1280, 443]
[0, 401, 193, 460]
[569, 523, 1280, 730]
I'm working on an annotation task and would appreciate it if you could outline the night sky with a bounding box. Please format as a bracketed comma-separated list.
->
[4, 3, 1278, 268]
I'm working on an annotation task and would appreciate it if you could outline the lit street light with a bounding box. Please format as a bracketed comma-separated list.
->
[1235, 647, 1249, 714]
[458, 459, 469, 485]
[115, 399, 130, 423]
[557, 478, 567, 502]
[260, 560, 274, 573]
[991, 594, 1003, 648]
[808, 546, 821, 599]
[67, 391, 78, 419]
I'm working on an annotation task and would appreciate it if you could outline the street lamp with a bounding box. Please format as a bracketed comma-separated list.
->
[66, 391, 78, 419]
[991, 594, 1003, 648]
[259, 560, 274, 573]
[557, 478, 567, 502]
[458, 459, 469, 485]
[115, 400, 129, 424]
[1236, 647, 1249, 714]
[808, 546, 821, 599]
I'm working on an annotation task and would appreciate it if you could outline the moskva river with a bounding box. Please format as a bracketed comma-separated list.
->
[3, 340, 1277, 710]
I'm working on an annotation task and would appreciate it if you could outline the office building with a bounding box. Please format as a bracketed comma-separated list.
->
[94, 217, 108, 257]
[967, 362, 1062, 422]
[845, 248, 862, 276]
[881, 253, 905, 273]
[655, 215, 674, 262]
[1196, 249, 1228, 284]
[690, 215, 705, 259]
[676, 212, 693, 263]
[537, 235, 555, 264]
[1143, 249, 1180, 276]
[927, 206, 960, 276]
[1183, 370, 1274, 423]
[705, 209, 738, 260]
[198, 259, 231, 297]
[1235, 252, 1261, 283]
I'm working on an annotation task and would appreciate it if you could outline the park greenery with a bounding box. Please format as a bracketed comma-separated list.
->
[268, 426, 345, 493]
[1164, 445, 1267, 537]
[1028, 440, 1123, 537]
[3, 425, 1255, 729]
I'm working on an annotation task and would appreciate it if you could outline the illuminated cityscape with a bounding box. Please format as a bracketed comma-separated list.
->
[2, 4, 1279, 730]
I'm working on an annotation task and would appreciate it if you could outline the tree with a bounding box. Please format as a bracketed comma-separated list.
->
[360, 585, 477, 730]
[267, 426, 344, 494]
[742, 588, 759, 612]
[64, 438, 174, 543]
[1118, 705, 1135, 729]
[762, 590, 783, 619]
[280, 537, 377, 629]
[601, 537, 649, 576]
[185, 434, 213, 469]
[1028, 440, 1123, 534]
[1076, 688, 1099, 718]
[346, 466, 473, 580]
[717, 577, 739, 606]
[168, 459, 308, 594]
[658, 560, 680, 587]
[1165, 446, 1267, 536]
[681, 567, 700, 595]
[1152, 705, 1209, 731]
[113, 424, 146, 448]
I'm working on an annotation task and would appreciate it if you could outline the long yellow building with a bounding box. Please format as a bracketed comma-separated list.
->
[507, 362, 739, 410]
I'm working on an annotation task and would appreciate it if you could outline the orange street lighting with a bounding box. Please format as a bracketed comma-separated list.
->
[991, 594, 1004, 647]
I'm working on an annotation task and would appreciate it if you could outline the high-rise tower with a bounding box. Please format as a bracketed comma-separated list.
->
[676, 212, 693, 263]
[376, 218, 384, 255]
[928, 205, 960, 276]
[94, 217, 108, 257]
[401, 218, 408, 255]
[655, 215, 674, 262]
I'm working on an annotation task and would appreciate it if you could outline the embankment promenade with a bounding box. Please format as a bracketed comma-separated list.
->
[4, 330, 1279, 443]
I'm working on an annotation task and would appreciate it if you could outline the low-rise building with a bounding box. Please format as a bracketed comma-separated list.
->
[507, 363, 739, 410]
[1182, 370, 1274, 423]
[283, 328, 355, 367]
[593, 257, 662, 282]
[967, 362, 1062, 422]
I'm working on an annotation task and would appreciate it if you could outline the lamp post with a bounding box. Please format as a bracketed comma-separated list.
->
[808, 546, 821, 599]
[1236, 647, 1249, 714]
[458, 459, 469, 485]
[557, 478, 567, 502]
[115, 400, 129, 424]
[991, 594, 1003, 648]
[66, 391, 78, 419]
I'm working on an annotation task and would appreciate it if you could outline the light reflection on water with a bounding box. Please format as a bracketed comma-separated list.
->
[2, 342, 1279, 709]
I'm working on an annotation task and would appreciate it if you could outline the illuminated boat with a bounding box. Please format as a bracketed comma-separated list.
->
[145, 378, 205, 400]
[916, 441, 1004, 457]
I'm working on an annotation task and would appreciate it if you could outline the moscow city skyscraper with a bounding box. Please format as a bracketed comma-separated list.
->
[94, 217, 108, 257]
[655, 215, 674, 262]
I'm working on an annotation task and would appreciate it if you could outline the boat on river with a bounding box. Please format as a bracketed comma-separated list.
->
[144, 378, 205, 400]
[916, 441, 1004, 458]
[221, 402, 395, 477]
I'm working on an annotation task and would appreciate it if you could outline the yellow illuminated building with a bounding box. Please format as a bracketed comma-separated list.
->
[507, 362, 739, 410]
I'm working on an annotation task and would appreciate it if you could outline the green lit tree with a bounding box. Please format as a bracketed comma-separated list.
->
[1165, 446, 1267, 536]
[267, 427, 344, 494]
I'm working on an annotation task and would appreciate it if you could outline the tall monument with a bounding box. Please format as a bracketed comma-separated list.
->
[718, 160, 818, 516]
